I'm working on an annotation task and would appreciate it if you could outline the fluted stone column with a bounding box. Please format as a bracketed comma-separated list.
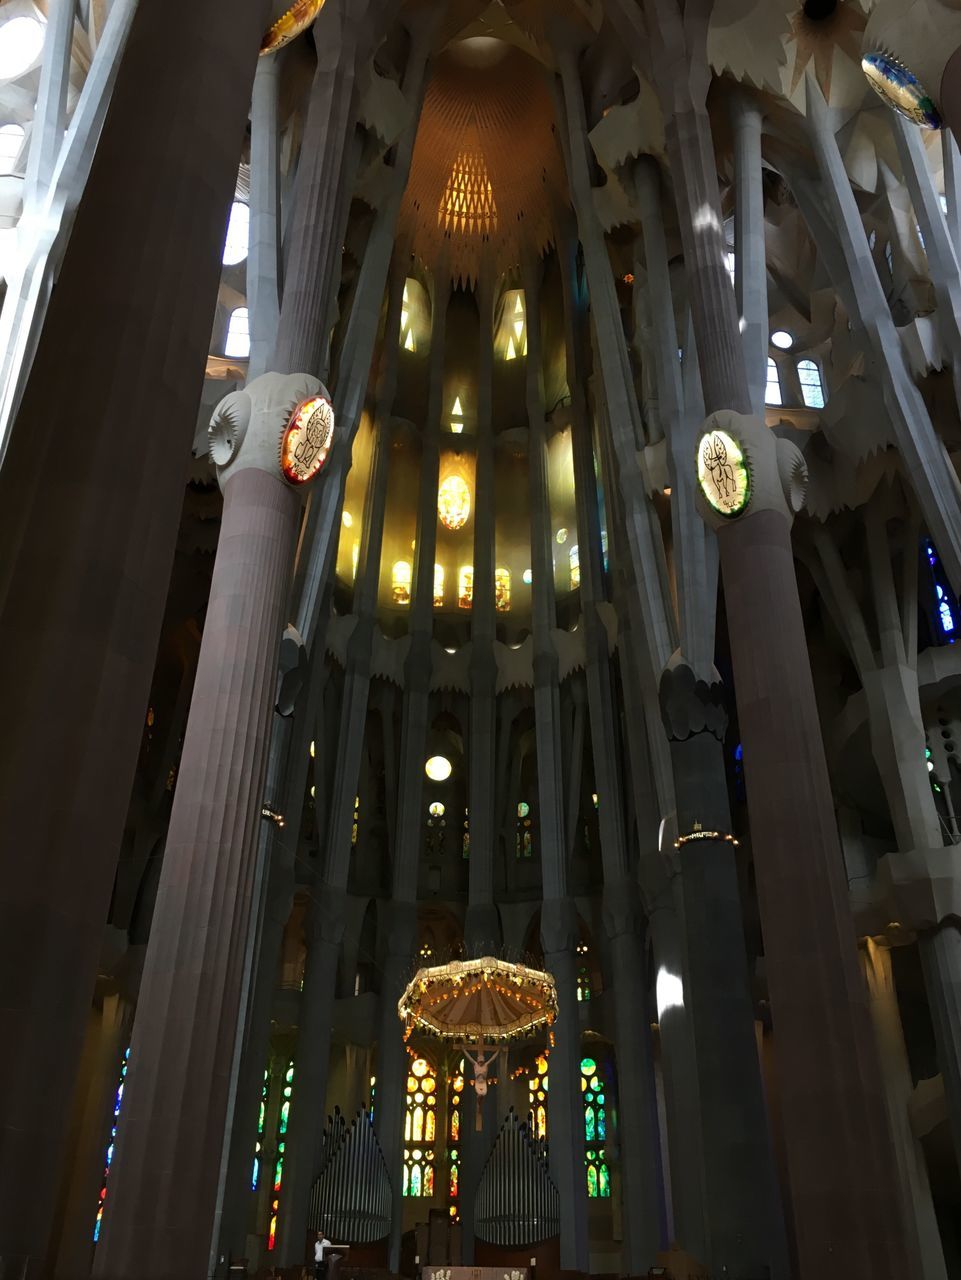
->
[523, 253, 589, 1272]
[0, 0, 269, 1270]
[93, 373, 330, 1280]
[729, 93, 768, 420]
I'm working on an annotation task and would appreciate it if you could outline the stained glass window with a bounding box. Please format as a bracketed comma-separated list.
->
[569, 545, 580, 590]
[499, 290, 528, 361]
[438, 476, 472, 531]
[528, 1054, 549, 1139]
[403, 1058, 437, 1196]
[764, 357, 782, 407]
[926, 540, 957, 642]
[450, 396, 465, 435]
[516, 800, 533, 859]
[225, 307, 250, 360]
[434, 563, 445, 608]
[495, 567, 511, 612]
[93, 1047, 130, 1242]
[458, 566, 474, 610]
[392, 560, 412, 605]
[462, 809, 470, 860]
[268, 1060, 295, 1250]
[351, 795, 360, 849]
[576, 942, 592, 1002]
[797, 359, 825, 410]
[252, 1067, 269, 1191]
[581, 1057, 610, 1197]
[448, 1061, 464, 1220]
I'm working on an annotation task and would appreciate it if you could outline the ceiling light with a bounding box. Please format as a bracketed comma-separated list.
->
[425, 755, 452, 782]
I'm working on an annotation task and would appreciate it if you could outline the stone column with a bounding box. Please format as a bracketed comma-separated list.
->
[558, 216, 666, 1271]
[247, 54, 282, 383]
[523, 252, 589, 1272]
[0, 0, 269, 1270]
[92, 373, 330, 1280]
[729, 92, 768, 419]
[23, 0, 75, 211]
[863, 939, 948, 1280]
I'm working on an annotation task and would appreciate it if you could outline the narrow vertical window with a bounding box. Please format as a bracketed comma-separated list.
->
[267, 1059, 295, 1250]
[403, 1057, 437, 1196]
[93, 1048, 130, 1242]
[392, 561, 412, 605]
[581, 1057, 610, 1197]
[764, 357, 782, 406]
[516, 800, 533, 858]
[224, 307, 250, 360]
[569, 545, 580, 590]
[528, 1054, 549, 1139]
[458, 566, 473, 610]
[222, 201, 250, 266]
[495, 567, 511, 611]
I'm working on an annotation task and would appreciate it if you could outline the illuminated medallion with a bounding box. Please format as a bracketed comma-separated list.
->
[861, 53, 942, 130]
[697, 428, 750, 518]
[260, 0, 326, 55]
[281, 394, 334, 486]
[437, 475, 471, 531]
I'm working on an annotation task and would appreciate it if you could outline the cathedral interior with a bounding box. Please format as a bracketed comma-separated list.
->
[4, 0, 961, 1278]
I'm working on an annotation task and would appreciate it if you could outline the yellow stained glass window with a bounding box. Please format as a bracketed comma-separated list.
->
[495, 567, 511, 612]
[438, 475, 471, 531]
[458, 566, 473, 610]
[433, 563, 445, 607]
[392, 560, 412, 605]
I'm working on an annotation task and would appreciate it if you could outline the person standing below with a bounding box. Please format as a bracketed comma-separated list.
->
[314, 1230, 332, 1280]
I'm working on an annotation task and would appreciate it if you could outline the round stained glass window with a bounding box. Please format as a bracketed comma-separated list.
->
[412, 1058, 429, 1078]
[425, 755, 452, 782]
[862, 52, 942, 130]
[438, 475, 471, 531]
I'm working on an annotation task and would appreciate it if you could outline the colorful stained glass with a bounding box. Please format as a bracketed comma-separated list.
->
[410, 1165, 422, 1197]
[279, 1100, 290, 1134]
[93, 1047, 130, 1243]
[581, 1058, 610, 1197]
[404, 1059, 437, 1196]
[438, 475, 472, 531]
[585, 1106, 595, 1142]
[450, 1107, 460, 1142]
[424, 1165, 435, 1196]
[587, 1164, 598, 1197]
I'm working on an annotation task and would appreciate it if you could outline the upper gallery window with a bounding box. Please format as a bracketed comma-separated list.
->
[497, 289, 528, 361]
[764, 357, 782, 406]
[450, 396, 465, 434]
[495, 567, 511, 612]
[438, 474, 471, 531]
[0, 122, 24, 174]
[224, 307, 250, 359]
[392, 560, 412, 606]
[0, 16, 44, 82]
[797, 359, 825, 409]
[569, 545, 580, 590]
[222, 201, 250, 266]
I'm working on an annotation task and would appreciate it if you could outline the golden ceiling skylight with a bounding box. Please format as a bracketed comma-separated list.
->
[439, 151, 497, 237]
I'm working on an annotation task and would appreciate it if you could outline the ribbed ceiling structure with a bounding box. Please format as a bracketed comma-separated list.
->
[399, 39, 568, 285]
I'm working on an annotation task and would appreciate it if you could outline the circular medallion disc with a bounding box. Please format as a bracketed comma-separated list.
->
[861, 53, 942, 130]
[281, 394, 334, 486]
[697, 428, 751, 518]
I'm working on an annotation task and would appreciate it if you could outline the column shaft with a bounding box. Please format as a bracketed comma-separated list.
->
[93, 466, 299, 1279]
[0, 0, 268, 1269]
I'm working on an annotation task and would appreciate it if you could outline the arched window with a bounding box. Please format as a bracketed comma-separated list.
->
[93, 1047, 130, 1242]
[267, 1059, 295, 1250]
[400, 277, 429, 352]
[462, 807, 470, 859]
[426, 802, 445, 858]
[222, 200, 249, 266]
[251, 1067, 269, 1191]
[581, 1057, 610, 1198]
[868, 228, 878, 251]
[403, 1057, 437, 1196]
[885, 241, 894, 275]
[0, 122, 23, 174]
[528, 1053, 549, 1139]
[224, 306, 250, 359]
[433, 563, 445, 608]
[458, 566, 473, 610]
[797, 359, 825, 409]
[351, 795, 360, 849]
[764, 357, 782, 406]
[392, 560, 412, 605]
[495, 567, 511, 611]
[516, 800, 533, 859]
[569, 545, 580, 591]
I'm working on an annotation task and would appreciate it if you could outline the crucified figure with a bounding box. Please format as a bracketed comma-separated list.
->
[462, 1044, 500, 1129]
